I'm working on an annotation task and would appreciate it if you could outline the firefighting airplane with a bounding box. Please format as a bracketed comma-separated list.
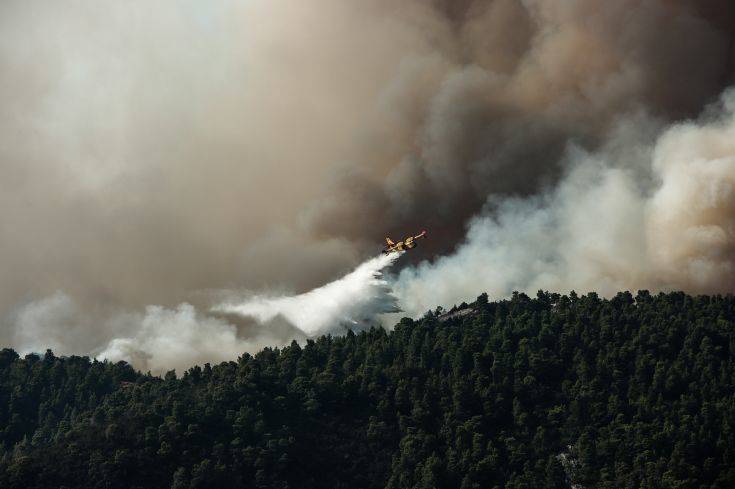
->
[382, 230, 428, 254]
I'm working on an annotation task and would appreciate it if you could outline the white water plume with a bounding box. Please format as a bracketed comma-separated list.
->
[214, 253, 401, 336]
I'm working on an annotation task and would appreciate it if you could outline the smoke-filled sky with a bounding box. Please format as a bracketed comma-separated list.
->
[1, 0, 735, 372]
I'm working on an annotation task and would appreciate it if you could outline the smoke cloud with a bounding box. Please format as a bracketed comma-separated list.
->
[6, 253, 398, 373]
[98, 304, 257, 375]
[1, 0, 735, 370]
[307, 0, 735, 254]
[392, 90, 735, 315]
[95, 253, 398, 373]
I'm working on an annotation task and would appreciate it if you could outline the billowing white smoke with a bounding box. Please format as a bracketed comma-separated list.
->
[97, 304, 258, 374]
[214, 253, 401, 336]
[85, 253, 400, 372]
[392, 90, 735, 316]
[10, 291, 85, 356]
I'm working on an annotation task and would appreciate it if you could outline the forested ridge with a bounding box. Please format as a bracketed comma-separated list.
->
[1, 290, 734, 488]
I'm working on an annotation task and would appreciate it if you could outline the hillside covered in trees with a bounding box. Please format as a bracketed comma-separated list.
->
[1, 291, 734, 488]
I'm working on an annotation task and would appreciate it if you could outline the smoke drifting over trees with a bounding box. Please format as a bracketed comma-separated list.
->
[1, 0, 734, 368]
[393, 93, 735, 316]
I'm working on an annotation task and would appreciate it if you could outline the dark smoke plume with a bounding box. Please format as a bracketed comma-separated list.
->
[308, 0, 735, 255]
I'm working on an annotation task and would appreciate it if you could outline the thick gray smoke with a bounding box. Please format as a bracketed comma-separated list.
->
[1, 0, 735, 370]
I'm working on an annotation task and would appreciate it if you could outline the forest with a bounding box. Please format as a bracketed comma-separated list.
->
[0, 290, 734, 488]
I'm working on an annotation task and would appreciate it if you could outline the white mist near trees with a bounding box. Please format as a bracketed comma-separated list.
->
[93, 253, 400, 373]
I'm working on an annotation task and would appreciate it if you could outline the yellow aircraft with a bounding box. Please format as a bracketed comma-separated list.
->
[382, 230, 428, 254]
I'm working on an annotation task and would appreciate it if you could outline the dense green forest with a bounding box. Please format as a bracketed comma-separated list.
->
[1, 290, 734, 488]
